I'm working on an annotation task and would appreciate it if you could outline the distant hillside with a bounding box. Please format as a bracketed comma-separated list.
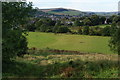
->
[38, 8, 118, 16]
[40, 8, 89, 16]
[87, 12, 118, 16]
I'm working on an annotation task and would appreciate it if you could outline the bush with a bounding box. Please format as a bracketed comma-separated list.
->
[83, 26, 89, 35]
[57, 26, 70, 33]
[102, 26, 111, 36]
[78, 28, 82, 34]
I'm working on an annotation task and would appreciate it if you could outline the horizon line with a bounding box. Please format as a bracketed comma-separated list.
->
[36, 7, 118, 12]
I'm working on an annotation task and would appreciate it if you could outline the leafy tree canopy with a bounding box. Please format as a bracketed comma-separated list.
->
[2, 2, 34, 62]
[109, 21, 120, 54]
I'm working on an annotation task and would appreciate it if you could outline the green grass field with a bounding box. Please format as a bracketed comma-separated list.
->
[27, 32, 114, 54]
[4, 32, 118, 78]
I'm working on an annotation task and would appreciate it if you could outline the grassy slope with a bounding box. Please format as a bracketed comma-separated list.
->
[27, 32, 113, 54]
[48, 11, 82, 15]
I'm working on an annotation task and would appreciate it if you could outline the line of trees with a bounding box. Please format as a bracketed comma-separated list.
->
[73, 15, 120, 26]
[25, 18, 71, 33]
[74, 15, 106, 26]
[24, 16, 120, 37]
[77, 26, 113, 36]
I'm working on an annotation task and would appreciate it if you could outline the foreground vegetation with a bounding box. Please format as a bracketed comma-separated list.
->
[27, 32, 113, 54]
[3, 49, 118, 78]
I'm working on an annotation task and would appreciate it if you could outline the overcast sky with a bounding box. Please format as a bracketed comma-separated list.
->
[27, 0, 120, 12]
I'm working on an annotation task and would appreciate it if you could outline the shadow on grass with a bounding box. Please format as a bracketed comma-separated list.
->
[2, 58, 119, 79]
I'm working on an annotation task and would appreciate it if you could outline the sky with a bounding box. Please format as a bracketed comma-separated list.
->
[27, 0, 120, 12]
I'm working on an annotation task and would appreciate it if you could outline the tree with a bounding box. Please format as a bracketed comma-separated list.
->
[27, 23, 36, 32]
[90, 15, 100, 25]
[89, 27, 95, 35]
[109, 22, 120, 54]
[2, 2, 34, 62]
[112, 15, 120, 23]
[35, 19, 43, 30]
[57, 26, 70, 33]
[52, 26, 58, 33]
[107, 15, 117, 24]
[38, 24, 50, 32]
[95, 27, 102, 36]
[99, 16, 106, 24]
[102, 26, 111, 36]
[78, 28, 82, 34]
[83, 26, 89, 35]
[55, 20, 62, 26]
[35, 18, 56, 32]
[74, 20, 83, 26]
[110, 22, 117, 35]
[90, 15, 99, 26]
[83, 18, 92, 26]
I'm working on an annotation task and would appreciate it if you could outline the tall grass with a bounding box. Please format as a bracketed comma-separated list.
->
[3, 49, 118, 78]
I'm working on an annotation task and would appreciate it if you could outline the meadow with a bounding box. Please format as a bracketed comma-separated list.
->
[27, 32, 114, 54]
[3, 32, 119, 78]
